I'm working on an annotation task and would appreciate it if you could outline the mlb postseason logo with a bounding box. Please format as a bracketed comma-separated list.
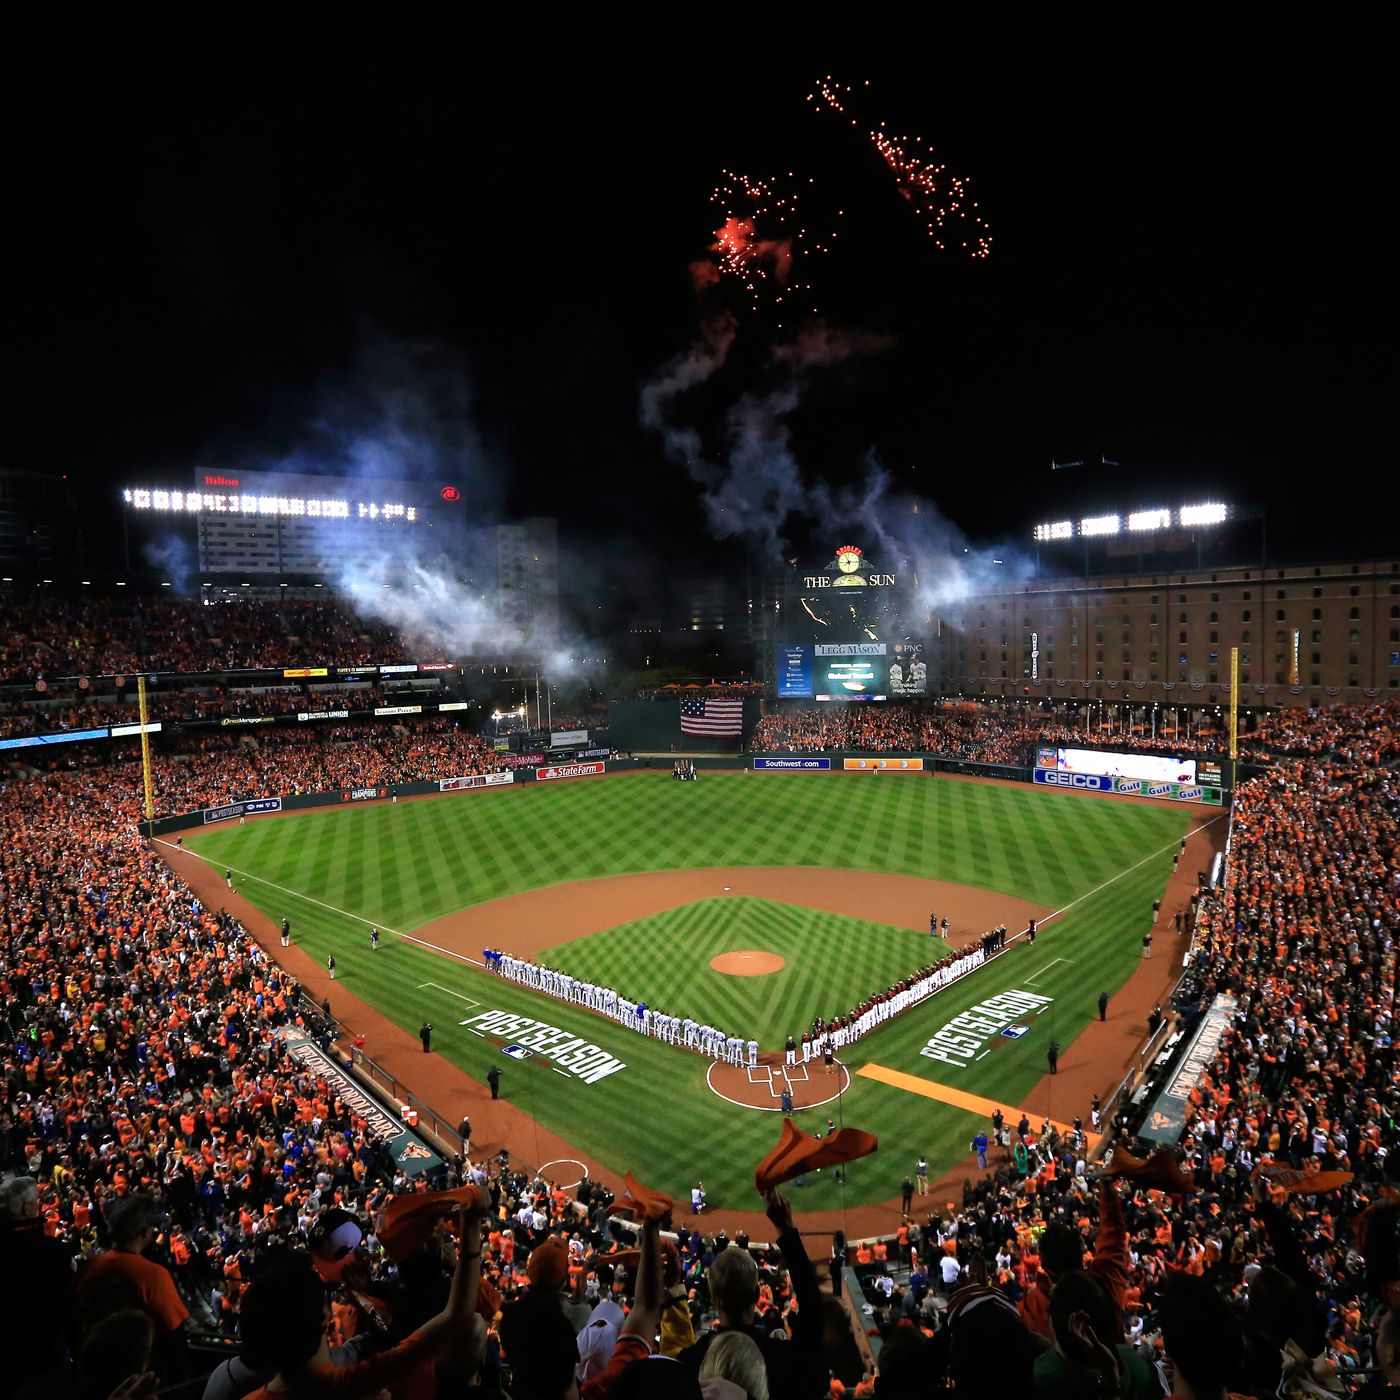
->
[1000, 1025, 1030, 1040]
[501, 1044, 536, 1061]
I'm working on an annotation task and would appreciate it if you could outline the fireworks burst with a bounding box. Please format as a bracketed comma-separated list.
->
[698, 171, 834, 320]
[809, 76, 992, 258]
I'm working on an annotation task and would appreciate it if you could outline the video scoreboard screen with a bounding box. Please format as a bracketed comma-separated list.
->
[775, 642, 927, 701]
[777, 542, 925, 701]
[1034, 746, 1221, 787]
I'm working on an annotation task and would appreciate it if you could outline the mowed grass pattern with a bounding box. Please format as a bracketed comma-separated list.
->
[183, 773, 1197, 1206]
[188, 771, 1186, 929]
[538, 897, 950, 1048]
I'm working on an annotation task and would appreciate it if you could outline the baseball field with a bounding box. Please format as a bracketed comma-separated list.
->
[180, 770, 1204, 1212]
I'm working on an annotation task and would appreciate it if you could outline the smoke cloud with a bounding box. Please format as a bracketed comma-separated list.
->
[239, 333, 592, 665]
[141, 532, 198, 594]
[641, 319, 1029, 613]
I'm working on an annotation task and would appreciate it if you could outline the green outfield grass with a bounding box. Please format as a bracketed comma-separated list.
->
[182, 771, 1198, 1208]
[537, 897, 950, 1048]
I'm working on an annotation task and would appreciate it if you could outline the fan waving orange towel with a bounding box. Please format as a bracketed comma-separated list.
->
[1253, 1161, 1354, 1197]
[1102, 1147, 1194, 1195]
[607, 1173, 674, 1223]
[754, 1118, 878, 1193]
[377, 1185, 484, 1264]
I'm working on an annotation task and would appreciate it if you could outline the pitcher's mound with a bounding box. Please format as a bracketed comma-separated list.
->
[711, 950, 785, 976]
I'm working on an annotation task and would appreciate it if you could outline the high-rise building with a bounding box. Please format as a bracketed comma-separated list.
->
[496, 518, 560, 648]
[0, 469, 84, 572]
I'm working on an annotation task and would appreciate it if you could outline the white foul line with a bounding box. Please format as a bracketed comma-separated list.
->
[419, 982, 480, 1006]
[1032, 812, 1226, 933]
[157, 839, 485, 965]
[1025, 956, 1072, 985]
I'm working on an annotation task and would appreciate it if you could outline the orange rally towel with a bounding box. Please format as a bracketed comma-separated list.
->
[607, 1173, 674, 1223]
[594, 1240, 678, 1273]
[377, 1185, 483, 1263]
[754, 1118, 878, 1193]
[1102, 1147, 1194, 1195]
[1253, 1162, 1354, 1196]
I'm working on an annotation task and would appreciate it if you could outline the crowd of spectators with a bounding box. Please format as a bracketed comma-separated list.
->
[1, 700, 1398, 1398]
[14, 721, 504, 819]
[750, 702, 1228, 766]
[0, 594, 415, 683]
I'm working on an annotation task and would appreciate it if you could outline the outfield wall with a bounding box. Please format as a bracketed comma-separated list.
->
[139, 748, 1228, 836]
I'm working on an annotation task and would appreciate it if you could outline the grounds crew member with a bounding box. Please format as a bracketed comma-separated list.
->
[420, 1022, 433, 1053]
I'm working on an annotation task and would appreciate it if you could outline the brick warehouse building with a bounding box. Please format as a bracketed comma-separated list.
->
[933, 557, 1400, 709]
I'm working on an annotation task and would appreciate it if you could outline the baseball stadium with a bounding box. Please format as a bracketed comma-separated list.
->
[6, 24, 1398, 1400]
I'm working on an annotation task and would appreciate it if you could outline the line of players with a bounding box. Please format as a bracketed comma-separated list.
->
[786, 940, 994, 1059]
[482, 929, 1005, 1071]
[481, 948, 760, 1066]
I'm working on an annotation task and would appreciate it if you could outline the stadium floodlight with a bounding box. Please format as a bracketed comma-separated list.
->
[1178, 502, 1229, 526]
[122, 486, 417, 522]
[1078, 514, 1121, 536]
[1127, 509, 1172, 532]
[1033, 520, 1074, 541]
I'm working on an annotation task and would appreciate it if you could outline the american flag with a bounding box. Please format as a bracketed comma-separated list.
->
[680, 697, 744, 736]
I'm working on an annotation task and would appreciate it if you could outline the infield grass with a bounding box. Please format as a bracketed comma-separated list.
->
[183, 771, 1199, 1209]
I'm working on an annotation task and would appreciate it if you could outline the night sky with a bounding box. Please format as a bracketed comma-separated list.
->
[13, 14, 1396, 572]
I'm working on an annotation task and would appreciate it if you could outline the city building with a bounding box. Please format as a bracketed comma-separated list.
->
[0, 469, 84, 572]
[932, 558, 1400, 707]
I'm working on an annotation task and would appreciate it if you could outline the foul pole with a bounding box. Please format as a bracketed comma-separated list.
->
[1229, 647, 1239, 780]
[137, 676, 156, 839]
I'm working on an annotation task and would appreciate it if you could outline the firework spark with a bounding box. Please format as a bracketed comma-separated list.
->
[809, 76, 992, 258]
[698, 171, 833, 319]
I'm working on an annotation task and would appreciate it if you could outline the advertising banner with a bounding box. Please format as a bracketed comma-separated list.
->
[536, 762, 606, 782]
[843, 757, 925, 771]
[278, 1028, 442, 1176]
[887, 643, 927, 698]
[0, 728, 110, 751]
[439, 772, 514, 791]
[1140, 995, 1237, 1145]
[753, 757, 831, 770]
[296, 709, 350, 722]
[549, 729, 588, 748]
[378, 664, 419, 675]
[218, 716, 275, 727]
[1033, 768, 1221, 804]
[776, 644, 814, 698]
[109, 722, 164, 737]
[282, 667, 330, 679]
[505, 752, 546, 767]
[1033, 768, 1113, 792]
[202, 796, 283, 823]
[374, 705, 422, 717]
[418, 662, 457, 672]
[341, 786, 389, 802]
[437, 701, 471, 712]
